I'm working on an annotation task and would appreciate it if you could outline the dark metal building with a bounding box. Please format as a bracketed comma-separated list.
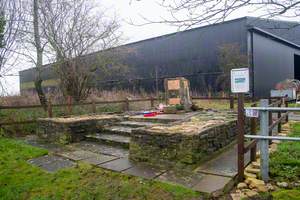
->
[19, 16, 300, 97]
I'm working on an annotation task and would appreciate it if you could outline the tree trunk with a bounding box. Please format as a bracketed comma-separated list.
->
[33, 0, 47, 111]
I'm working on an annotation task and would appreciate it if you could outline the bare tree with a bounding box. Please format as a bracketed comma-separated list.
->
[38, 0, 124, 102]
[0, 0, 24, 94]
[33, 0, 48, 110]
[216, 43, 248, 92]
[16, 0, 51, 109]
[134, 0, 300, 28]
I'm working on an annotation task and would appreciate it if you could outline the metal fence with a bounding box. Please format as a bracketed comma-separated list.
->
[236, 96, 290, 182]
[244, 100, 300, 182]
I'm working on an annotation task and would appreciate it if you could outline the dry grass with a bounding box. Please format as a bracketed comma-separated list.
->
[0, 89, 155, 106]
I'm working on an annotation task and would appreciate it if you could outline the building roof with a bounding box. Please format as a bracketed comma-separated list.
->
[249, 27, 300, 50]
[19, 16, 300, 74]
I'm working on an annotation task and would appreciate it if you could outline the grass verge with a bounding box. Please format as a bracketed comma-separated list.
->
[269, 122, 300, 200]
[0, 137, 202, 200]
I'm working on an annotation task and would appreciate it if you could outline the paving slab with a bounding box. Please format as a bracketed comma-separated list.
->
[99, 157, 134, 172]
[128, 112, 199, 123]
[18, 135, 63, 152]
[58, 150, 98, 161]
[81, 154, 118, 165]
[156, 170, 204, 188]
[119, 121, 161, 127]
[289, 113, 300, 121]
[28, 155, 75, 172]
[123, 164, 166, 179]
[75, 141, 129, 158]
[192, 174, 232, 193]
[104, 126, 133, 135]
[85, 133, 130, 147]
[196, 144, 250, 177]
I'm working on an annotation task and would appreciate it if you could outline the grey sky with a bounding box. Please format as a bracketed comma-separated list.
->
[2, 0, 299, 95]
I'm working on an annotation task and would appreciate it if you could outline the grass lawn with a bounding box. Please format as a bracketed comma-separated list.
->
[0, 104, 123, 136]
[0, 137, 202, 200]
[269, 122, 300, 200]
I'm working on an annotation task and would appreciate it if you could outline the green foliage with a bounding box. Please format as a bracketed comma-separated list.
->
[0, 137, 201, 200]
[175, 104, 184, 110]
[270, 123, 300, 181]
[272, 189, 300, 200]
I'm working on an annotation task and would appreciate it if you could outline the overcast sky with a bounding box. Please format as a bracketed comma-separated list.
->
[2, 0, 299, 95]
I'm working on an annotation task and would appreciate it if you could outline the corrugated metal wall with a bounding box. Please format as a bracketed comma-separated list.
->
[19, 18, 248, 93]
[252, 32, 300, 97]
[19, 17, 300, 96]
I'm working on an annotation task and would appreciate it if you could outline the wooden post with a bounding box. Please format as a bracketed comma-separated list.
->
[250, 103, 257, 162]
[124, 97, 129, 111]
[92, 100, 96, 114]
[222, 91, 225, 98]
[67, 96, 72, 115]
[278, 99, 282, 133]
[237, 93, 245, 182]
[285, 99, 289, 122]
[230, 95, 234, 110]
[208, 91, 211, 98]
[47, 99, 53, 118]
[150, 96, 155, 108]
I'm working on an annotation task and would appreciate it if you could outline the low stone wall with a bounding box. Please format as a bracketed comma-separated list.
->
[37, 115, 121, 144]
[130, 119, 241, 167]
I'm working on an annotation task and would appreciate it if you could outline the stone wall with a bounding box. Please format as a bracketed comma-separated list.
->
[130, 120, 243, 168]
[37, 115, 120, 144]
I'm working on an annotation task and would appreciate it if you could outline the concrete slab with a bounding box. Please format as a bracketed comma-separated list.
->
[28, 155, 75, 172]
[82, 154, 118, 165]
[123, 164, 166, 179]
[58, 150, 98, 161]
[18, 135, 63, 152]
[104, 126, 133, 135]
[192, 174, 232, 194]
[129, 112, 199, 123]
[99, 157, 134, 172]
[75, 141, 129, 158]
[119, 121, 161, 127]
[196, 144, 250, 177]
[156, 170, 204, 188]
[289, 113, 300, 121]
[85, 133, 130, 147]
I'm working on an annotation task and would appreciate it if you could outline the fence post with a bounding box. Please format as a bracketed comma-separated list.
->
[67, 96, 72, 115]
[285, 99, 289, 122]
[278, 99, 282, 133]
[230, 95, 234, 110]
[237, 93, 245, 182]
[91, 100, 96, 114]
[260, 99, 269, 182]
[250, 103, 257, 162]
[208, 91, 211, 98]
[124, 97, 129, 112]
[150, 96, 155, 108]
[47, 99, 53, 118]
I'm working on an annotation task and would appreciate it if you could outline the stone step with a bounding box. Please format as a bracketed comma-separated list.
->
[251, 162, 260, 169]
[245, 166, 260, 175]
[118, 121, 160, 128]
[85, 133, 130, 148]
[103, 126, 134, 136]
[126, 115, 178, 124]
